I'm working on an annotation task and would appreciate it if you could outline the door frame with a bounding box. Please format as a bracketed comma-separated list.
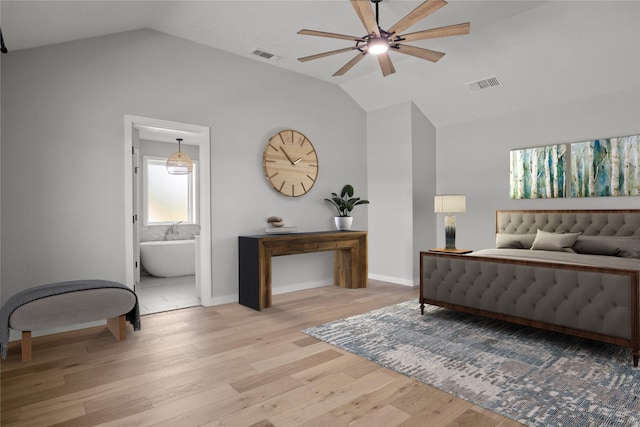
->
[124, 115, 212, 306]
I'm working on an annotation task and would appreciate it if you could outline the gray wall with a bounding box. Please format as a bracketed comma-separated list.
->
[437, 88, 640, 251]
[367, 101, 436, 285]
[411, 103, 437, 282]
[1, 29, 367, 305]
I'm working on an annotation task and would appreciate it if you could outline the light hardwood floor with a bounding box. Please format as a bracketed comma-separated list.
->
[1, 280, 526, 426]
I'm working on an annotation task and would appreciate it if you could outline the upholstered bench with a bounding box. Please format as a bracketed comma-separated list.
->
[1, 280, 140, 362]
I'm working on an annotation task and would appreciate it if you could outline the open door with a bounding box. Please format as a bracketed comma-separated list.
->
[124, 115, 212, 305]
[132, 146, 141, 286]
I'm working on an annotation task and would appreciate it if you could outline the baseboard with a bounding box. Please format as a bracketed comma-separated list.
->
[368, 273, 416, 287]
[205, 280, 331, 307]
[207, 294, 238, 307]
[272, 280, 330, 295]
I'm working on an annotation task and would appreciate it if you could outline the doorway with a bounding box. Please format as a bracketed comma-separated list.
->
[124, 115, 212, 311]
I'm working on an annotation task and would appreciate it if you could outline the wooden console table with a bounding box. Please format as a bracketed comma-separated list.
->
[238, 231, 368, 311]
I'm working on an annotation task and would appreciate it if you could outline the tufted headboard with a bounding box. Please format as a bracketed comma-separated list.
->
[496, 210, 640, 237]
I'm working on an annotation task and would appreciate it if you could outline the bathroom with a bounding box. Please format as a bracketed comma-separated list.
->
[134, 128, 201, 314]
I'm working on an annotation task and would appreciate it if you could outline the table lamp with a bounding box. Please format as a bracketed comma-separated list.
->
[434, 194, 466, 250]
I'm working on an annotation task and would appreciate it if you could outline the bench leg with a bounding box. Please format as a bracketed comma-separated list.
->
[107, 315, 127, 341]
[22, 331, 32, 362]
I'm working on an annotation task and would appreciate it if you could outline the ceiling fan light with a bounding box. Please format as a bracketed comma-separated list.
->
[166, 138, 193, 175]
[367, 38, 389, 55]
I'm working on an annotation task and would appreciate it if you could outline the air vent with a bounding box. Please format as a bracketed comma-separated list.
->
[468, 75, 502, 92]
[251, 48, 281, 62]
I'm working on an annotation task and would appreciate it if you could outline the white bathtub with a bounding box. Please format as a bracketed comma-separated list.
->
[140, 239, 196, 278]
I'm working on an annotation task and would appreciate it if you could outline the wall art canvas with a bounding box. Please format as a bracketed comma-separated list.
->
[570, 135, 640, 197]
[510, 145, 566, 199]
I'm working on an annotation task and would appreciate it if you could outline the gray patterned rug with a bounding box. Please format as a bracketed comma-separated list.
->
[302, 300, 640, 427]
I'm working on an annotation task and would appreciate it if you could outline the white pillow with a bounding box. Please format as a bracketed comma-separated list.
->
[495, 233, 536, 249]
[530, 229, 581, 252]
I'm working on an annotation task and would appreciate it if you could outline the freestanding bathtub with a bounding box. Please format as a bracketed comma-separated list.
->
[140, 239, 196, 278]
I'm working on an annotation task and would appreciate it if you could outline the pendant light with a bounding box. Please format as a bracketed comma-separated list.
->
[166, 138, 193, 175]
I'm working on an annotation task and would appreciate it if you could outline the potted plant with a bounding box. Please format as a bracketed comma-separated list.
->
[325, 184, 370, 230]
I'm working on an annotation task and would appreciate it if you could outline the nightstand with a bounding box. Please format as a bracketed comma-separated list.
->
[428, 248, 473, 255]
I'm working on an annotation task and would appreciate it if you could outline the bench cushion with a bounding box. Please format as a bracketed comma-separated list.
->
[1, 280, 140, 359]
[9, 288, 137, 330]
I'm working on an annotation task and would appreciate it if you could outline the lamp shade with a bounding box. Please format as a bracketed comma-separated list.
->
[166, 138, 193, 175]
[434, 194, 466, 214]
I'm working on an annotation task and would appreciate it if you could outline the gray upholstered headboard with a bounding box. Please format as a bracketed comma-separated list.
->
[496, 210, 640, 237]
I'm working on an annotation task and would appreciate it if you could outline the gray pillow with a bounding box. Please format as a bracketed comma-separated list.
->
[573, 235, 640, 258]
[496, 233, 536, 249]
[530, 229, 581, 252]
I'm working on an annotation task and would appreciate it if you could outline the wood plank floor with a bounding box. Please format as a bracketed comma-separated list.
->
[1, 280, 526, 426]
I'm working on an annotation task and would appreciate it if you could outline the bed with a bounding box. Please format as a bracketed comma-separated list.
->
[420, 209, 640, 366]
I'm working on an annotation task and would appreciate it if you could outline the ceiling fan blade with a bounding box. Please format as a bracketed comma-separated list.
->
[394, 44, 445, 62]
[398, 22, 470, 43]
[350, 0, 380, 37]
[298, 47, 360, 62]
[377, 52, 396, 77]
[298, 29, 364, 42]
[388, 0, 447, 35]
[333, 52, 367, 76]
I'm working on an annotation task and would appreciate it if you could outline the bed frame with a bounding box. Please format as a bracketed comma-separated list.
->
[420, 209, 640, 366]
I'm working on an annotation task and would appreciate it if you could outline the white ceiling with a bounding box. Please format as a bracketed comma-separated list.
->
[2, 1, 638, 127]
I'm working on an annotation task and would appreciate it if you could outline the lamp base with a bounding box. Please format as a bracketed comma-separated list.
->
[444, 215, 457, 250]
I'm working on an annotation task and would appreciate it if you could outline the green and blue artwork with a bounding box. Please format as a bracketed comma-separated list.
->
[571, 135, 640, 197]
[510, 145, 566, 199]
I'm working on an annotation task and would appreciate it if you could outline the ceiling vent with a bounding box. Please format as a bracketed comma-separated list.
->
[468, 75, 501, 92]
[251, 48, 280, 62]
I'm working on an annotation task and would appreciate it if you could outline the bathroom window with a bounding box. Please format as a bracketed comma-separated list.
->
[143, 156, 198, 225]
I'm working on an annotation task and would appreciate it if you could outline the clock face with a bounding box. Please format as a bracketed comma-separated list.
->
[263, 130, 318, 197]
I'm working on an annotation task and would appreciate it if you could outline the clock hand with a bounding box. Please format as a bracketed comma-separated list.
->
[281, 147, 296, 165]
[293, 158, 302, 165]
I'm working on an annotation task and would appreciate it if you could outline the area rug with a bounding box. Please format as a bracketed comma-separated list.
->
[302, 300, 640, 427]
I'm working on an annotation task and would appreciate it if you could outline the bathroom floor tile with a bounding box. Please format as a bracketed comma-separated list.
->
[136, 275, 199, 315]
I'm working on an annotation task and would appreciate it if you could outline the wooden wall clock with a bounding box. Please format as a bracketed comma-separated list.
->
[262, 130, 318, 197]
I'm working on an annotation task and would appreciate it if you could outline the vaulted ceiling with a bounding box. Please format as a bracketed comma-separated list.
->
[2, 1, 638, 126]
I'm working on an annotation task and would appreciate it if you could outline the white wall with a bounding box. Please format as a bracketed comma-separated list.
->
[367, 101, 436, 285]
[1, 29, 367, 307]
[437, 88, 640, 251]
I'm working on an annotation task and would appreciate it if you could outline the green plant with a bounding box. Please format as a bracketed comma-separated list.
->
[325, 184, 369, 217]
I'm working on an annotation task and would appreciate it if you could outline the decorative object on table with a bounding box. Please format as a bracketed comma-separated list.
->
[262, 130, 318, 197]
[325, 184, 370, 231]
[296, 0, 470, 78]
[434, 194, 465, 249]
[265, 216, 297, 233]
[303, 299, 640, 427]
[266, 216, 285, 227]
[166, 138, 193, 175]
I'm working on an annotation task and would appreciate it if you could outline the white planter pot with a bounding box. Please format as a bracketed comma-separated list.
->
[334, 216, 353, 231]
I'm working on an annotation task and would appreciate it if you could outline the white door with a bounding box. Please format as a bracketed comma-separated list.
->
[133, 147, 141, 285]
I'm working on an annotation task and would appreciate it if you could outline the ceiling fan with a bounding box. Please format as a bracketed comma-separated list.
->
[297, 0, 469, 77]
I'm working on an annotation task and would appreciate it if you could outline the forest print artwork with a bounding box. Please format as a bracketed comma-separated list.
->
[571, 135, 640, 197]
[510, 145, 566, 199]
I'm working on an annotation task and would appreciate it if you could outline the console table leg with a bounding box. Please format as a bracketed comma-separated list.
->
[334, 249, 352, 288]
[262, 253, 273, 309]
